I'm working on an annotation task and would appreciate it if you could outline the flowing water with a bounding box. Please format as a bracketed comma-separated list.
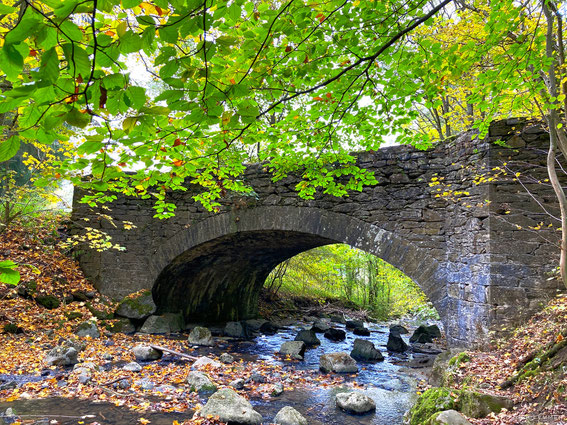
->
[0, 321, 433, 425]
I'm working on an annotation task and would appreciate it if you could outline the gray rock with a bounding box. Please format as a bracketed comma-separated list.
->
[188, 326, 213, 346]
[45, 346, 78, 366]
[430, 410, 473, 425]
[390, 324, 409, 334]
[279, 341, 307, 360]
[244, 319, 268, 331]
[72, 362, 101, 372]
[76, 321, 100, 338]
[186, 371, 217, 393]
[311, 319, 330, 333]
[353, 326, 370, 336]
[108, 318, 136, 334]
[220, 353, 234, 364]
[273, 406, 308, 425]
[271, 382, 284, 397]
[229, 378, 245, 390]
[350, 339, 384, 362]
[319, 352, 358, 373]
[259, 321, 278, 335]
[224, 321, 249, 339]
[191, 356, 223, 370]
[155, 384, 177, 393]
[195, 388, 263, 425]
[77, 372, 91, 384]
[430, 349, 464, 386]
[324, 328, 346, 341]
[346, 319, 364, 329]
[410, 324, 442, 344]
[330, 314, 346, 324]
[336, 391, 376, 414]
[459, 390, 514, 418]
[135, 378, 155, 390]
[387, 331, 408, 352]
[132, 345, 162, 361]
[294, 329, 320, 347]
[123, 362, 142, 372]
[115, 291, 156, 320]
[139, 313, 183, 334]
[117, 378, 131, 389]
[250, 371, 266, 383]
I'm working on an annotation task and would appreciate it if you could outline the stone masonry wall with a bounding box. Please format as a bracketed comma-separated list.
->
[71, 119, 565, 346]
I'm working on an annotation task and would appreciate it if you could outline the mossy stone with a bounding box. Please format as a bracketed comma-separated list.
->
[86, 302, 114, 320]
[458, 390, 513, 418]
[407, 387, 458, 425]
[3, 323, 23, 334]
[35, 295, 61, 309]
[448, 352, 471, 368]
[65, 311, 83, 320]
[107, 318, 136, 334]
[115, 291, 156, 320]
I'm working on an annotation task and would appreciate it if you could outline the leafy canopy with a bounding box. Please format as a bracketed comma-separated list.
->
[0, 0, 455, 215]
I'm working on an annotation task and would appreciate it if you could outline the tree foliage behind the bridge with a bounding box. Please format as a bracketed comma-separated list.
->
[264, 244, 437, 321]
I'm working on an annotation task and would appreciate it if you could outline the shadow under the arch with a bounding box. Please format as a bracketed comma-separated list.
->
[150, 206, 448, 330]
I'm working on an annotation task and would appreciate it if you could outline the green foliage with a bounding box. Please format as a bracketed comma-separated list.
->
[0, 259, 19, 285]
[265, 244, 437, 320]
[407, 387, 458, 425]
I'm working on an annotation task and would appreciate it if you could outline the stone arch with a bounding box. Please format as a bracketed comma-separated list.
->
[151, 206, 449, 326]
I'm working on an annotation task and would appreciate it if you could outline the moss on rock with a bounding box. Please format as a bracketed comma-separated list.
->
[407, 388, 459, 425]
[115, 290, 156, 320]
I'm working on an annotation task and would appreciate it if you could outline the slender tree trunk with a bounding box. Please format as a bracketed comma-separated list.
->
[543, 1, 567, 288]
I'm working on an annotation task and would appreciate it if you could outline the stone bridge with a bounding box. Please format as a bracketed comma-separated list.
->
[72, 120, 565, 346]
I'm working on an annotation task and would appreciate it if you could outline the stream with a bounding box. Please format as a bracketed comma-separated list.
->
[0, 320, 435, 425]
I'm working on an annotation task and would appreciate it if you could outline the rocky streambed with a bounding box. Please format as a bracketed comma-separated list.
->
[0, 317, 444, 425]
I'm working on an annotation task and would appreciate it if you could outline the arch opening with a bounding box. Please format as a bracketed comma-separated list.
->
[151, 207, 448, 328]
[263, 244, 440, 323]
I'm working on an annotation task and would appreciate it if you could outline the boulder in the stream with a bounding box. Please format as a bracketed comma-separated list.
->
[311, 319, 330, 333]
[224, 321, 250, 339]
[353, 326, 370, 336]
[188, 326, 213, 346]
[194, 388, 263, 425]
[229, 378, 245, 390]
[410, 325, 442, 344]
[346, 319, 364, 329]
[390, 324, 409, 334]
[319, 352, 358, 373]
[279, 341, 306, 360]
[220, 353, 234, 364]
[191, 356, 223, 370]
[324, 328, 346, 341]
[387, 330, 408, 352]
[271, 382, 284, 397]
[115, 290, 156, 320]
[294, 329, 321, 347]
[186, 371, 217, 393]
[273, 406, 308, 425]
[350, 339, 384, 362]
[76, 320, 100, 338]
[123, 362, 142, 372]
[139, 313, 183, 334]
[335, 391, 376, 414]
[132, 345, 162, 361]
[45, 346, 78, 366]
[259, 321, 279, 335]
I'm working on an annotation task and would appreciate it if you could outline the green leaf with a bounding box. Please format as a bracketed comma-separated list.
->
[0, 4, 16, 14]
[39, 47, 60, 84]
[126, 86, 146, 110]
[78, 140, 103, 154]
[65, 108, 91, 128]
[0, 136, 20, 162]
[122, 116, 138, 134]
[0, 260, 20, 286]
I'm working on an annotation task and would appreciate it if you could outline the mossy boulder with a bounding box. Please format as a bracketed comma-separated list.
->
[35, 295, 60, 309]
[458, 390, 513, 418]
[139, 313, 183, 334]
[86, 302, 114, 320]
[448, 352, 470, 368]
[107, 318, 136, 334]
[65, 311, 83, 320]
[407, 388, 459, 425]
[3, 323, 23, 334]
[430, 349, 466, 387]
[115, 291, 156, 320]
